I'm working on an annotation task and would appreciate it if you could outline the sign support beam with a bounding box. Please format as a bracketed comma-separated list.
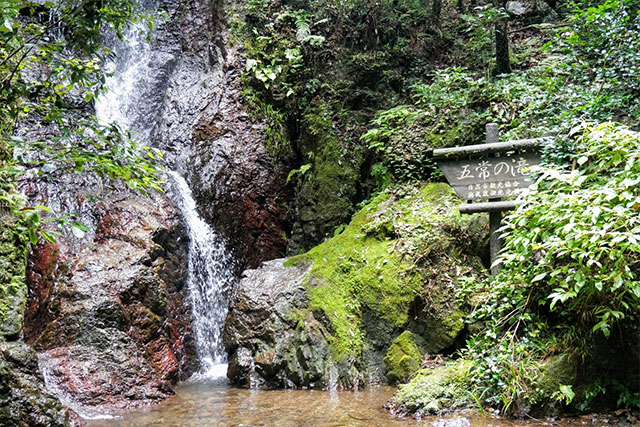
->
[486, 123, 503, 276]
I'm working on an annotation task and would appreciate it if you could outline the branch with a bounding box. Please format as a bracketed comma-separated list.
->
[508, 22, 570, 34]
[0, 19, 60, 69]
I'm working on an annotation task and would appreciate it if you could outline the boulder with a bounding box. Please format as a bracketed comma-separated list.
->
[384, 331, 424, 384]
[24, 191, 197, 416]
[224, 259, 339, 388]
[225, 183, 488, 389]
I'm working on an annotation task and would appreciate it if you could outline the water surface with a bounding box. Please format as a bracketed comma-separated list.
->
[86, 380, 636, 426]
[87, 381, 414, 426]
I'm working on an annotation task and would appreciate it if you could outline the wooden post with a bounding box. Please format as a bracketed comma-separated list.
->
[486, 123, 503, 276]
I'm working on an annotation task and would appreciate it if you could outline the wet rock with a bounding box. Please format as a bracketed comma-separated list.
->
[430, 418, 470, 427]
[141, 0, 290, 270]
[225, 259, 339, 388]
[1, 209, 77, 425]
[38, 344, 171, 415]
[25, 191, 197, 416]
[0, 341, 75, 426]
[506, 1, 527, 16]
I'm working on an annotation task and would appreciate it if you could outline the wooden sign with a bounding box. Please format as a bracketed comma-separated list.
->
[431, 124, 549, 276]
[436, 152, 541, 201]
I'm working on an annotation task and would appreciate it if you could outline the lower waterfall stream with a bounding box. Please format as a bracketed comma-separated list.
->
[167, 171, 233, 380]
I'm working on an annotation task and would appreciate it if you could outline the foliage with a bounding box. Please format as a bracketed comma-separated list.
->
[461, 123, 640, 413]
[0, 1, 163, 244]
[362, 40, 640, 179]
[558, 0, 640, 95]
[498, 123, 640, 337]
[234, 0, 640, 415]
[231, 0, 459, 229]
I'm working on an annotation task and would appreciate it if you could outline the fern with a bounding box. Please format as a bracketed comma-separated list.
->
[295, 15, 311, 41]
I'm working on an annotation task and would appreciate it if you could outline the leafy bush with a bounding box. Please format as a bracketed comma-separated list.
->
[464, 123, 640, 412]
[560, 0, 640, 95]
[0, 1, 163, 243]
[499, 123, 640, 337]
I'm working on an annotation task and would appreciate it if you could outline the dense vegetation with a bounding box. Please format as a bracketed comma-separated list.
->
[233, 0, 640, 416]
[0, 0, 162, 241]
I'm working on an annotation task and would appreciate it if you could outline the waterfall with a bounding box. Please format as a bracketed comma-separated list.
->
[94, 13, 156, 140]
[168, 172, 234, 378]
[95, 6, 234, 380]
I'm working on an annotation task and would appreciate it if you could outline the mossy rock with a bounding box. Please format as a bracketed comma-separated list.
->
[0, 211, 28, 339]
[537, 353, 578, 400]
[284, 182, 487, 384]
[384, 331, 424, 384]
[388, 359, 472, 416]
[289, 100, 362, 252]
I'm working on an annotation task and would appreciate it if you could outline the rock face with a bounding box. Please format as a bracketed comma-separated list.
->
[24, 191, 197, 417]
[8, 0, 290, 419]
[224, 259, 338, 388]
[135, 0, 290, 269]
[0, 211, 76, 426]
[0, 341, 73, 426]
[225, 184, 488, 389]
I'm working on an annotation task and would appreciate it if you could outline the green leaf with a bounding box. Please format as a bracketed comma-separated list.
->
[559, 385, 575, 404]
[531, 272, 547, 282]
[28, 228, 38, 245]
[71, 222, 89, 238]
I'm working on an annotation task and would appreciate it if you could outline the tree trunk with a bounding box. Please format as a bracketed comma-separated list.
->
[432, 0, 442, 24]
[493, 0, 511, 74]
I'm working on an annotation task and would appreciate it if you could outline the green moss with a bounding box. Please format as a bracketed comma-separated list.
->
[288, 182, 477, 363]
[289, 191, 415, 360]
[384, 331, 423, 384]
[0, 107, 26, 335]
[0, 213, 28, 337]
[290, 101, 363, 251]
[536, 354, 578, 400]
[390, 359, 472, 415]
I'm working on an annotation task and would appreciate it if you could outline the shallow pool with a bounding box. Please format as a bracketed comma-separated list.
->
[85, 379, 633, 427]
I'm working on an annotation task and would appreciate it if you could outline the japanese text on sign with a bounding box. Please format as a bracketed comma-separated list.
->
[436, 152, 541, 202]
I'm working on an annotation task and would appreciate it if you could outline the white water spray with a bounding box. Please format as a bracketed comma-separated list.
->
[168, 171, 234, 379]
[94, 21, 155, 142]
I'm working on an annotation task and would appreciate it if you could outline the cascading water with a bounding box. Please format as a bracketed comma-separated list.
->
[95, 14, 156, 138]
[94, 5, 235, 380]
[167, 171, 234, 378]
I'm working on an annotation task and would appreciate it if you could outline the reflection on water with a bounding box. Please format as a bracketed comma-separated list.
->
[86, 381, 632, 427]
[87, 382, 415, 427]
